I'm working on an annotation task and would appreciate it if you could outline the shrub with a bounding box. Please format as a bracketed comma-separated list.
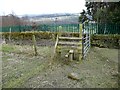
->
[1, 31, 54, 40]
[91, 34, 120, 49]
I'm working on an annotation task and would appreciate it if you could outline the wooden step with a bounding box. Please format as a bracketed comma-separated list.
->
[59, 37, 82, 40]
[59, 46, 82, 50]
[58, 41, 82, 46]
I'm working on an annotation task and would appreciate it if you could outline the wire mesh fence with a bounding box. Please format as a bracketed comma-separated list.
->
[0, 23, 120, 34]
[84, 23, 120, 34]
[0, 24, 79, 33]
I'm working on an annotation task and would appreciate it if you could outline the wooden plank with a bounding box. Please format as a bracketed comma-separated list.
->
[59, 46, 82, 50]
[59, 37, 82, 40]
[58, 41, 82, 46]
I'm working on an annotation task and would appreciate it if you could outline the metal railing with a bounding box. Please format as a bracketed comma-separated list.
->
[1, 23, 120, 34]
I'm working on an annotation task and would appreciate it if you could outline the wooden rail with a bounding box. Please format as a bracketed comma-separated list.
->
[54, 23, 90, 61]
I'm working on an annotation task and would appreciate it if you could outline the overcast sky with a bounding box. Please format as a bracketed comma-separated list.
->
[0, 0, 86, 15]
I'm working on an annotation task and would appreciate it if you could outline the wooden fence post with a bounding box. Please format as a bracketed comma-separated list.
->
[9, 27, 11, 42]
[32, 32, 38, 56]
[78, 24, 83, 60]
[55, 26, 62, 55]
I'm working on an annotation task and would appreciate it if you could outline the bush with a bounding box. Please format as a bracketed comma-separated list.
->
[1, 31, 54, 40]
[91, 34, 120, 49]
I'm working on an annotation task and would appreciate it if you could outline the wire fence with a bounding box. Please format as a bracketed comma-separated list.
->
[84, 23, 120, 34]
[0, 23, 120, 34]
[0, 24, 79, 33]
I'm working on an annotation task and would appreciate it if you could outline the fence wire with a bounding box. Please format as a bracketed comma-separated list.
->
[1, 23, 120, 34]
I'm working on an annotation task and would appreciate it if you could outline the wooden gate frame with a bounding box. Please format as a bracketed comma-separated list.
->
[54, 23, 90, 61]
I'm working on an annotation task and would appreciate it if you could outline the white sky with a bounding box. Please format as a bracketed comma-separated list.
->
[0, 0, 86, 15]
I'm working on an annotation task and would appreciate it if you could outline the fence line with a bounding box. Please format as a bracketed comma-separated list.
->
[0, 23, 120, 34]
[0, 24, 79, 33]
[84, 23, 120, 34]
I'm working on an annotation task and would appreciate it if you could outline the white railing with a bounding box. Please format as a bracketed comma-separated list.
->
[82, 27, 90, 59]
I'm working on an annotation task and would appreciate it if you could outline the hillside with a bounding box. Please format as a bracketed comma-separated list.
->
[21, 13, 80, 24]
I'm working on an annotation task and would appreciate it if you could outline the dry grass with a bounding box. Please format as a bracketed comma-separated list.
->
[1, 44, 119, 88]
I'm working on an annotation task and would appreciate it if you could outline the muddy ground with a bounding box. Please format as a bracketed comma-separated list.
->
[1, 39, 119, 88]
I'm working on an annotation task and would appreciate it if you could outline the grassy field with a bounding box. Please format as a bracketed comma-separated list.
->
[1, 44, 53, 88]
[1, 43, 119, 88]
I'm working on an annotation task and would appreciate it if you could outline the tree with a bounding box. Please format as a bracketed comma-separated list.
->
[79, 10, 87, 23]
[85, 1, 120, 23]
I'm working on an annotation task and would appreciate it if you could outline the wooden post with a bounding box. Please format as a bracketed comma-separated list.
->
[9, 27, 11, 42]
[56, 26, 62, 54]
[79, 24, 83, 60]
[54, 35, 58, 54]
[52, 33, 55, 41]
[32, 34, 38, 56]
[69, 50, 74, 61]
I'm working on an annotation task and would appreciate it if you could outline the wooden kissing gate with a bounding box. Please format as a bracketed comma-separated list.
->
[54, 23, 90, 61]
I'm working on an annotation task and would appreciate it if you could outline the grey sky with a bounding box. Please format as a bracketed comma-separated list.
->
[0, 0, 86, 15]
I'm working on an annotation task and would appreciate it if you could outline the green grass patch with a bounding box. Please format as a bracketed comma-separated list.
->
[3, 63, 46, 88]
[2, 45, 53, 88]
[1, 44, 15, 52]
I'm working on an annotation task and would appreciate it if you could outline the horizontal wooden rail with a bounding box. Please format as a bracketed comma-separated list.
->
[58, 41, 82, 46]
[59, 37, 82, 40]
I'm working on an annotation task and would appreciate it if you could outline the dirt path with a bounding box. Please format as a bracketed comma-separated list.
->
[22, 47, 118, 88]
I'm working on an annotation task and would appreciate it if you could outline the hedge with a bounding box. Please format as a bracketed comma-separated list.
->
[1, 32, 120, 48]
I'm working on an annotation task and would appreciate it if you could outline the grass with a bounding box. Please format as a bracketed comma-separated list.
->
[3, 63, 46, 88]
[2, 44, 53, 88]
[1, 44, 118, 88]
[1, 44, 15, 52]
